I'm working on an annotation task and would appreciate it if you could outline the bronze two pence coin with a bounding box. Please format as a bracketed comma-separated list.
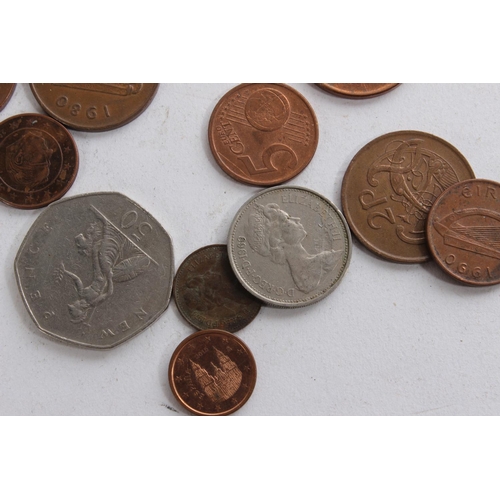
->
[169, 329, 257, 416]
[0, 114, 78, 209]
[427, 179, 500, 286]
[30, 83, 159, 132]
[174, 245, 261, 333]
[341, 131, 475, 263]
[208, 83, 319, 186]
[316, 83, 399, 99]
[0, 84, 16, 112]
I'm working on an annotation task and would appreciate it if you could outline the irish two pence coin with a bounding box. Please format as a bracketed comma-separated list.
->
[316, 83, 399, 99]
[14, 192, 174, 348]
[0, 113, 78, 209]
[174, 245, 261, 333]
[208, 83, 319, 186]
[427, 179, 500, 286]
[228, 186, 351, 307]
[30, 83, 159, 132]
[169, 329, 257, 416]
[341, 131, 475, 263]
[0, 84, 16, 112]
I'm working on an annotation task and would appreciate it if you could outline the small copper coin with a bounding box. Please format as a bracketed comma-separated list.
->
[427, 179, 500, 286]
[0, 84, 16, 112]
[208, 83, 319, 186]
[174, 245, 261, 333]
[0, 113, 78, 209]
[169, 329, 257, 416]
[316, 83, 399, 99]
[30, 83, 159, 132]
[341, 131, 475, 263]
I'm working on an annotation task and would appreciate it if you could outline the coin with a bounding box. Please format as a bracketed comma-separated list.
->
[208, 83, 319, 186]
[228, 186, 351, 307]
[0, 113, 78, 209]
[0, 84, 16, 112]
[427, 179, 500, 286]
[30, 83, 159, 132]
[316, 83, 399, 99]
[174, 245, 261, 333]
[341, 131, 475, 263]
[14, 192, 174, 348]
[169, 329, 257, 415]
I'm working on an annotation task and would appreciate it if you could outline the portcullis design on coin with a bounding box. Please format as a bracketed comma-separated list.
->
[228, 186, 351, 307]
[169, 329, 257, 416]
[14, 192, 174, 348]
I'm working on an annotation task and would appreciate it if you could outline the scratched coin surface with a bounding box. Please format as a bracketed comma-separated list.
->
[0, 113, 78, 209]
[208, 83, 319, 186]
[0, 84, 16, 112]
[174, 245, 261, 333]
[341, 131, 475, 263]
[427, 179, 500, 286]
[14, 192, 174, 348]
[316, 83, 399, 99]
[169, 329, 257, 416]
[228, 186, 351, 307]
[30, 83, 159, 132]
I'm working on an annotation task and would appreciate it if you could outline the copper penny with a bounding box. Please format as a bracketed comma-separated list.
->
[427, 179, 500, 286]
[169, 329, 257, 416]
[174, 245, 261, 333]
[30, 83, 159, 132]
[316, 83, 399, 99]
[0, 84, 16, 112]
[0, 114, 78, 209]
[341, 131, 475, 263]
[208, 83, 319, 186]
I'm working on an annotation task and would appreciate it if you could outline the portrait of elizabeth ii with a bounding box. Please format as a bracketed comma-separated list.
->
[244, 203, 342, 293]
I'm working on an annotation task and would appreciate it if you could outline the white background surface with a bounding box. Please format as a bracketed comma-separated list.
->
[2, 83, 500, 416]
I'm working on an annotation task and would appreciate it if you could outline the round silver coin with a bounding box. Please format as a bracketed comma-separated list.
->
[228, 186, 351, 307]
[14, 192, 174, 349]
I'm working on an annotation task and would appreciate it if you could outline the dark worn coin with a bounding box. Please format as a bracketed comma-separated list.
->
[316, 83, 399, 99]
[208, 83, 318, 186]
[341, 131, 475, 263]
[427, 179, 500, 286]
[174, 245, 261, 333]
[169, 329, 257, 416]
[0, 84, 16, 112]
[30, 83, 159, 132]
[0, 113, 78, 209]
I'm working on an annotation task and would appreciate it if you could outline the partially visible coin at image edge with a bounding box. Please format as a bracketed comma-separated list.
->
[316, 83, 399, 99]
[0, 84, 16, 112]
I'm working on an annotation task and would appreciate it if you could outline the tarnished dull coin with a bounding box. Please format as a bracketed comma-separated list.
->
[169, 329, 257, 416]
[427, 179, 500, 286]
[228, 186, 351, 307]
[30, 83, 159, 132]
[341, 131, 475, 263]
[174, 245, 261, 333]
[0, 113, 78, 209]
[14, 192, 174, 348]
[316, 83, 399, 99]
[0, 84, 16, 112]
[208, 83, 319, 186]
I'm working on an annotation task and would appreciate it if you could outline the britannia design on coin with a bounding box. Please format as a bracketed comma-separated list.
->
[229, 187, 351, 307]
[208, 83, 318, 186]
[341, 131, 475, 263]
[15, 192, 174, 349]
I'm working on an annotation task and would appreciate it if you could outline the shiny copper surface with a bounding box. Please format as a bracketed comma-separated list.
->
[0, 84, 16, 112]
[0, 114, 78, 209]
[174, 245, 261, 333]
[208, 83, 318, 186]
[427, 179, 500, 286]
[316, 83, 399, 99]
[169, 329, 257, 416]
[30, 83, 159, 132]
[341, 131, 475, 263]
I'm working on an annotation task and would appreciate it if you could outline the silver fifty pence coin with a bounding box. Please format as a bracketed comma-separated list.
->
[228, 186, 352, 307]
[14, 192, 174, 349]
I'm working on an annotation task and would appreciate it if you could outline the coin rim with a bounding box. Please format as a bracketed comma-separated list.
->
[316, 83, 400, 99]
